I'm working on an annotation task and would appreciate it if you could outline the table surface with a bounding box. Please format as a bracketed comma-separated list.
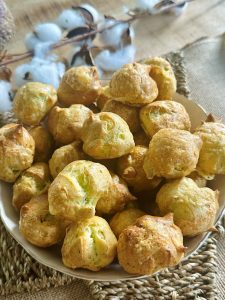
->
[4, 0, 225, 299]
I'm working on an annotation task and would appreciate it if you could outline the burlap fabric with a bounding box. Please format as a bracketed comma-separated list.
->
[0, 34, 225, 299]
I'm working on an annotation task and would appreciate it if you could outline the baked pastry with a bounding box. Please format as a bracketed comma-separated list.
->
[102, 100, 141, 134]
[109, 63, 158, 106]
[58, 66, 101, 106]
[82, 112, 135, 159]
[140, 100, 191, 137]
[109, 208, 145, 238]
[96, 86, 111, 110]
[48, 160, 112, 221]
[117, 214, 184, 274]
[187, 171, 207, 188]
[29, 125, 54, 162]
[144, 128, 202, 179]
[117, 146, 161, 192]
[49, 141, 86, 178]
[156, 177, 219, 236]
[13, 162, 51, 211]
[13, 82, 57, 125]
[19, 194, 68, 247]
[48, 104, 92, 145]
[141, 57, 177, 100]
[0, 123, 35, 182]
[194, 121, 225, 179]
[62, 216, 117, 271]
[133, 129, 150, 147]
[96, 172, 136, 215]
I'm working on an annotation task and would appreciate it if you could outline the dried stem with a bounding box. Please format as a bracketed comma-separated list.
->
[0, 0, 194, 68]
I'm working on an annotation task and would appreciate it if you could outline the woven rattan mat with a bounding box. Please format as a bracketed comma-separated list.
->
[0, 47, 225, 299]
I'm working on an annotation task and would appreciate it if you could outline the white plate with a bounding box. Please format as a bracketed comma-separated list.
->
[0, 93, 225, 281]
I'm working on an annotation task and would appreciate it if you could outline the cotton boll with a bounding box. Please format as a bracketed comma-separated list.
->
[34, 41, 53, 59]
[95, 44, 136, 72]
[56, 9, 86, 30]
[12, 63, 33, 88]
[99, 19, 134, 48]
[69, 45, 94, 67]
[34, 23, 62, 43]
[169, 3, 188, 16]
[30, 57, 65, 88]
[25, 32, 41, 51]
[135, 0, 159, 12]
[79, 3, 100, 24]
[56, 61, 66, 79]
[31, 63, 61, 88]
[0, 80, 12, 112]
[12, 58, 65, 89]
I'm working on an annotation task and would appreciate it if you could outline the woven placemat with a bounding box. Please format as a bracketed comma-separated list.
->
[0, 50, 224, 299]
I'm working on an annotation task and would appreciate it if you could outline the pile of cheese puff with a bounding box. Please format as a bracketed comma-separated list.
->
[0, 57, 224, 275]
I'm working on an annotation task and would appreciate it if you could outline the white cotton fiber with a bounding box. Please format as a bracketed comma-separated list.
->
[33, 41, 54, 58]
[79, 3, 101, 24]
[12, 63, 33, 87]
[56, 9, 86, 30]
[0, 80, 12, 112]
[95, 44, 136, 72]
[169, 3, 188, 16]
[25, 32, 40, 51]
[12, 57, 65, 89]
[135, 0, 160, 12]
[34, 23, 62, 43]
[99, 19, 134, 48]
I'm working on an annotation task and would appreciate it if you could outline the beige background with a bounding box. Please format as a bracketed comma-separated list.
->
[2, 0, 225, 299]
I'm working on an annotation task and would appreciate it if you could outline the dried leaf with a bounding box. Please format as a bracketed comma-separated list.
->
[0, 66, 12, 81]
[205, 113, 222, 123]
[121, 27, 132, 47]
[66, 26, 96, 40]
[23, 71, 32, 81]
[72, 6, 94, 25]
[71, 45, 95, 66]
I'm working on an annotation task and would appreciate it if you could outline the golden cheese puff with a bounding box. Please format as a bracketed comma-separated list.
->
[19, 194, 68, 247]
[144, 128, 202, 179]
[140, 100, 191, 137]
[142, 57, 177, 100]
[48, 104, 92, 145]
[58, 66, 101, 106]
[81, 112, 135, 159]
[117, 214, 184, 275]
[133, 129, 150, 147]
[109, 63, 158, 106]
[194, 122, 225, 179]
[12, 162, 51, 211]
[102, 100, 141, 134]
[13, 82, 57, 126]
[49, 141, 87, 178]
[117, 146, 161, 192]
[48, 160, 112, 221]
[187, 171, 207, 188]
[96, 172, 136, 215]
[96, 86, 111, 110]
[156, 177, 219, 236]
[0, 124, 35, 182]
[62, 216, 117, 271]
[109, 208, 145, 238]
[29, 125, 54, 163]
